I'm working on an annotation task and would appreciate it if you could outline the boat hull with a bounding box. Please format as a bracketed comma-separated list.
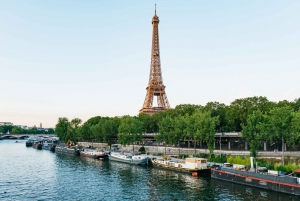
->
[32, 143, 42, 150]
[50, 144, 56, 152]
[211, 168, 300, 196]
[80, 152, 108, 160]
[109, 155, 151, 165]
[25, 141, 32, 147]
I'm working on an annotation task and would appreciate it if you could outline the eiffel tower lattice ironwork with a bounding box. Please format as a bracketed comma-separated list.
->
[139, 5, 171, 115]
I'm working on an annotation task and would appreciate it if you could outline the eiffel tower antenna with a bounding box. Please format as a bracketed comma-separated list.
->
[139, 5, 171, 115]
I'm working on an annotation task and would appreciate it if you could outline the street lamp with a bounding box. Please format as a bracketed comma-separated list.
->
[219, 133, 222, 151]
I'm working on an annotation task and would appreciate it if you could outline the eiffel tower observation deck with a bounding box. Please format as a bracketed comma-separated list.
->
[139, 5, 171, 116]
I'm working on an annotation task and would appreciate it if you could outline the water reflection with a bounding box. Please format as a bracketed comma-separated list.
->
[210, 179, 299, 201]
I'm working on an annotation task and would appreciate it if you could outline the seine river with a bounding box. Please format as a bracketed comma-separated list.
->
[0, 140, 298, 201]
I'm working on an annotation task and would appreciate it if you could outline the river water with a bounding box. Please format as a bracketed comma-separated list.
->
[0, 140, 298, 201]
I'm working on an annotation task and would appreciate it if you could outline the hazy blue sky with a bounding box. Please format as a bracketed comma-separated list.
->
[1, 1, 299, 128]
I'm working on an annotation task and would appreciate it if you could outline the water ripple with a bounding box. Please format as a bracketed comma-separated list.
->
[0, 140, 298, 201]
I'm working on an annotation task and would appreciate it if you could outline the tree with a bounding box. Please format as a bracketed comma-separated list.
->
[12, 127, 22, 134]
[226, 96, 273, 131]
[102, 118, 119, 147]
[91, 122, 104, 142]
[47, 128, 55, 134]
[67, 118, 82, 143]
[263, 106, 294, 165]
[242, 110, 265, 158]
[293, 98, 300, 112]
[184, 114, 198, 154]
[204, 102, 227, 132]
[174, 104, 203, 116]
[80, 116, 102, 141]
[118, 116, 144, 152]
[0, 127, 5, 134]
[193, 110, 219, 156]
[152, 110, 176, 133]
[291, 110, 300, 144]
[138, 113, 156, 133]
[156, 116, 173, 155]
[173, 115, 186, 155]
[55, 117, 69, 143]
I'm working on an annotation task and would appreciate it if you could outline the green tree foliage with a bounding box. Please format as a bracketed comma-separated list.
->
[0, 127, 5, 133]
[55, 117, 69, 143]
[12, 127, 22, 134]
[276, 100, 294, 108]
[0, 125, 13, 134]
[174, 104, 203, 116]
[293, 98, 300, 111]
[118, 116, 144, 152]
[80, 116, 102, 141]
[242, 110, 265, 158]
[47, 128, 55, 134]
[262, 106, 294, 165]
[138, 114, 156, 133]
[204, 102, 227, 132]
[226, 96, 273, 131]
[192, 110, 219, 155]
[66, 118, 82, 143]
[156, 116, 174, 144]
[152, 110, 176, 133]
[102, 118, 120, 146]
[291, 110, 300, 143]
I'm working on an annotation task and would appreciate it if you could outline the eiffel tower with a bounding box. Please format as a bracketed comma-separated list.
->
[139, 5, 171, 116]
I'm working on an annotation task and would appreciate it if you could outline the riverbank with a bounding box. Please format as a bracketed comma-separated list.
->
[77, 142, 300, 157]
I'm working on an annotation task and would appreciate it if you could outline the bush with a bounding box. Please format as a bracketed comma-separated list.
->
[178, 154, 189, 159]
[153, 153, 164, 156]
[210, 154, 227, 163]
[193, 153, 209, 158]
[138, 146, 146, 154]
[226, 156, 251, 167]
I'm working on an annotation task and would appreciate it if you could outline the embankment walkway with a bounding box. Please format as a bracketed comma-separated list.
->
[77, 142, 300, 158]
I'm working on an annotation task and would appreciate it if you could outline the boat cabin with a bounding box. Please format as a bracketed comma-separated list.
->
[184, 158, 208, 169]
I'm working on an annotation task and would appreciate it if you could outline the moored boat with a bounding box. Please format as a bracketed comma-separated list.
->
[80, 148, 109, 160]
[109, 151, 152, 165]
[25, 140, 33, 147]
[42, 141, 51, 150]
[55, 145, 80, 156]
[32, 141, 43, 150]
[211, 165, 300, 196]
[151, 157, 211, 177]
[50, 144, 57, 152]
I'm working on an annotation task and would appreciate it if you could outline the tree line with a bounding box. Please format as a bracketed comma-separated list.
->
[55, 96, 300, 160]
[0, 125, 55, 135]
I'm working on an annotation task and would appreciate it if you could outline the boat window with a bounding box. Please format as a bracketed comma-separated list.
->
[290, 187, 294, 191]
[259, 181, 267, 186]
[245, 178, 252, 182]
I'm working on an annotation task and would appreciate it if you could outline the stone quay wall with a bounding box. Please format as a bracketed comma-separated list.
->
[77, 142, 300, 157]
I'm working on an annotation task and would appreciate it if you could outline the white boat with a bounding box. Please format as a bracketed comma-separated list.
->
[109, 152, 151, 165]
[152, 157, 211, 177]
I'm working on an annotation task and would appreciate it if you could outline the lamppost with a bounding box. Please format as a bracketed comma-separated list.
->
[219, 133, 222, 151]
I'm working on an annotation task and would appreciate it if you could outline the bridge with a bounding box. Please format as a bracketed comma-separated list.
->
[0, 134, 57, 139]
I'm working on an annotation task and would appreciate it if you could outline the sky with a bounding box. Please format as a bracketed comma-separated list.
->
[1, 1, 300, 128]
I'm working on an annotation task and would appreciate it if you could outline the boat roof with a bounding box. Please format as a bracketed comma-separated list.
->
[186, 157, 207, 160]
